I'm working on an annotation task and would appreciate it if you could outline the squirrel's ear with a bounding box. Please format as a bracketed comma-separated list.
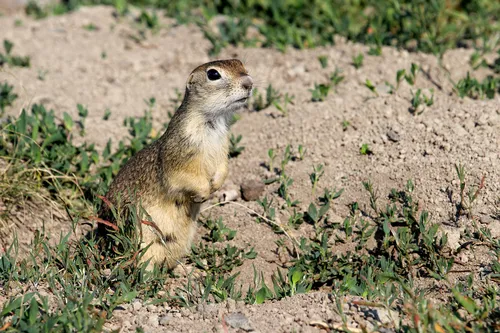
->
[186, 73, 195, 91]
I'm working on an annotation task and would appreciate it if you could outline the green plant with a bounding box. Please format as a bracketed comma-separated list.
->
[360, 143, 373, 155]
[297, 144, 306, 160]
[310, 83, 330, 102]
[352, 53, 364, 69]
[309, 164, 324, 196]
[103, 108, 111, 120]
[229, 133, 245, 158]
[410, 88, 434, 114]
[455, 72, 500, 99]
[395, 69, 406, 90]
[318, 55, 328, 68]
[173, 271, 243, 306]
[190, 243, 256, 275]
[25, 0, 48, 19]
[83, 23, 98, 31]
[274, 93, 295, 116]
[341, 120, 350, 131]
[280, 145, 292, 175]
[288, 209, 304, 229]
[320, 187, 344, 205]
[251, 84, 293, 114]
[0, 201, 170, 331]
[22, 0, 500, 57]
[0, 103, 159, 210]
[201, 217, 236, 242]
[310, 68, 345, 102]
[278, 174, 298, 207]
[137, 10, 159, 30]
[267, 148, 277, 172]
[256, 196, 276, 223]
[251, 84, 278, 111]
[329, 68, 345, 87]
[0, 82, 18, 115]
[37, 69, 48, 81]
[0, 40, 30, 68]
[455, 163, 485, 218]
[364, 80, 378, 97]
[367, 45, 382, 56]
[200, 17, 254, 55]
[404, 63, 419, 86]
[305, 201, 330, 226]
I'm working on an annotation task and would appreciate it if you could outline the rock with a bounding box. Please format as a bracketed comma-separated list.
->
[132, 300, 142, 311]
[240, 180, 265, 201]
[375, 308, 400, 328]
[443, 227, 462, 250]
[217, 182, 240, 202]
[226, 298, 236, 312]
[387, 130, 401, 142]
[159, 315, 171, 326]
[479, 215, 494, 225]
[197, 303, 218, 320]
[224, 312, 253, 331]
[221, 189, 240, 202]
[489, 221, 500, 238]
[147, 313, 159, 327]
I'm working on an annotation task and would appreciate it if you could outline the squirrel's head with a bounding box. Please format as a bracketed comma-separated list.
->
[184, 59, 253, 116]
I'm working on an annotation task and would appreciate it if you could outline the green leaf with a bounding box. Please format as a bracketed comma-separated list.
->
[307, 203, 318, 222]
[41, 132, 65, 149]
[1, 293, 36, 316]
[318, 201, 330, 218]
[63, 112, 73, 131]
[31, 142, 41, 164]
[16, 109, 27, 134]
[3, 39, 13, 55]
[77, 104, 88, 118]
[254, 289, 265, 304]
[396, 69, 406, 83]
[28, 297, 39, 325]
[452, 288, 477, 314]
[291, 269, 303, 285]
[80, 150, 89, 173]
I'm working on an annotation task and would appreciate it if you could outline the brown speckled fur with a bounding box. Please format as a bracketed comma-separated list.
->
[100, 59, 253, 268]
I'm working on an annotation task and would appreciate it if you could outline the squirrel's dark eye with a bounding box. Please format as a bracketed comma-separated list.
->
[207, 69, 221, 81]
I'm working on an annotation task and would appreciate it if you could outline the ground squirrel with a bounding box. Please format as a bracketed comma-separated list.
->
[100, 59, 253, 268]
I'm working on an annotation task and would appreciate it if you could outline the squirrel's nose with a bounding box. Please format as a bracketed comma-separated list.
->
[241, 75, 253, 91]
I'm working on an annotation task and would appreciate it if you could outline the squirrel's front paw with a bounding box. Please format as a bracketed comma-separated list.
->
[191, 194, 208, 203]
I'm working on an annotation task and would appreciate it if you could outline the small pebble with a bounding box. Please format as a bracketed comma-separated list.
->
[147, 313, 159, 327]
[132, 300, 142, 312]
[240, 179, 265, 201]
[387, 130, 401, 142]
[224, 312, 253, 332]
[159, 315, 171, 326]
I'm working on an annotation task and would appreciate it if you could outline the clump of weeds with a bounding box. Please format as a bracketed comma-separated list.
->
[0, 82, 18, 115]
[229, 133, 245, 158]
[454, 163, 486, 219]
[252, 84, 294, 116]
[352, 53, 364, 69]
[410, 88, 434, 114]
[0, 40, 30, 68]
[310, 68, 345, 102]
[454, 72, 500, 99]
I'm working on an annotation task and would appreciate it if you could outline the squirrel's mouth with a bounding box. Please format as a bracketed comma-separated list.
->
[235, 97, 248, 103]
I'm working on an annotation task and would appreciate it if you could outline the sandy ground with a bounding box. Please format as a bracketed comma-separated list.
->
[1, 6, 499, 332]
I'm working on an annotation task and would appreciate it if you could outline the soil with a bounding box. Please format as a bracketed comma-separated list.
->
[0, 5, 499, 333]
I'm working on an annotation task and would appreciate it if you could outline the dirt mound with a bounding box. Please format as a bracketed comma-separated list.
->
[0, 6, 499, 332]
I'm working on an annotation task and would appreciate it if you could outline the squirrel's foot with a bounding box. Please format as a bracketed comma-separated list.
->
[191, 194, 208, 203]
